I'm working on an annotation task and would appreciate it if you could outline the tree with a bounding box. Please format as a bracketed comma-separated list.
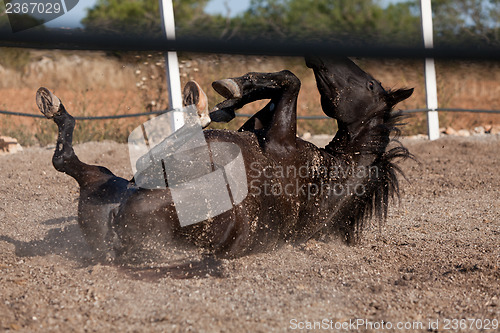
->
[81, 0, 499, 47]
[232, 0, 420, 46]
[82, 0, 210, 35]
[410, 0, 500, 46]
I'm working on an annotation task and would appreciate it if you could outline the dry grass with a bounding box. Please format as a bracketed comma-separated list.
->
[0, 49, 499, 146]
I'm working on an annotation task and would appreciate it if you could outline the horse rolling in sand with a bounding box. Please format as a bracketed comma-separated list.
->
[35, 57, 413, 262]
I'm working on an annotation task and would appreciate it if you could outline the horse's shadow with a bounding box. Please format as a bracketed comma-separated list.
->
[0, 216, 94, 261]
[0, 215, 224, 281]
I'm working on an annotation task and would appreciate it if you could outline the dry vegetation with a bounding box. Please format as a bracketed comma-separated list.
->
[1, 48, 499, 146]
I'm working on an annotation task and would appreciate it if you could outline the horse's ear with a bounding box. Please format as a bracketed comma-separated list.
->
[387, 88, 414, 106]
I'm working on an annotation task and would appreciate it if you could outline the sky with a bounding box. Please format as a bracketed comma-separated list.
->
[45, 0, 406, 28]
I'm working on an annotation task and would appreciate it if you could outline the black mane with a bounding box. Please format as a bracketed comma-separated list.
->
[322, 105, 414, 243]
[354, 110, 413, 239]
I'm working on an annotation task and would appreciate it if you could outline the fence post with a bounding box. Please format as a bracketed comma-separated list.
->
[420, 0, 440, 140]
[159, 0, 185, 131]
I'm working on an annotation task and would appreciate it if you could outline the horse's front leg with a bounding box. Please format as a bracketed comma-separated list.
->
[238, 100, 278, 132]
[210, 70, 301, 154]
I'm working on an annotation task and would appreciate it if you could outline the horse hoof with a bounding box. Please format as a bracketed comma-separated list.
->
[212, 79, 241, 99]
[209, 99, 238, 122]
[36, 87, 62, 119]
[183, 81, 211, 128]
[209, 108, 235, 123]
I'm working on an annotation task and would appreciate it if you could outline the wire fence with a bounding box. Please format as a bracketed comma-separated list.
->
[1, 107, 500, 121]
[0, 109, 168, 120]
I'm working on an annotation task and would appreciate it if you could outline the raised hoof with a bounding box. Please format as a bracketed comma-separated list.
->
[209, 108, 235, 123]
[212, 79, 242, 99]
[36, 87, 62, 119]
[209, 99, 239, 123]
[183, 81, 211, 128]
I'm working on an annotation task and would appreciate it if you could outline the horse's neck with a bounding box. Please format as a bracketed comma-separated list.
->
[325, 117, 389, 166]
[324, 125, 350, 155]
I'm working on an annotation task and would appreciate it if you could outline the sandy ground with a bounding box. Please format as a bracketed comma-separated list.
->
[0, 135, 498, 332]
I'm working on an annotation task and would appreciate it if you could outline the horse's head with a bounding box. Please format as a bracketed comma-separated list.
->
[306, 56, 413, 125]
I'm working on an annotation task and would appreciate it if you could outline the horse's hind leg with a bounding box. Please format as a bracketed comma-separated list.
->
[36, 87, 116, 187]
[36, 87, 130, 259]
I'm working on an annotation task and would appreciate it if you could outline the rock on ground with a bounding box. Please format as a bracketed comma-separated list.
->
[0, 136, 22, 155]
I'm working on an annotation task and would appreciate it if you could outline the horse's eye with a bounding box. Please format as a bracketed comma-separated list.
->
[368, 81, 375, 91]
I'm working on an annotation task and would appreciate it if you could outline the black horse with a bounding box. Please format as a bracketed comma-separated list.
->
[36, 57, 413, 261]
